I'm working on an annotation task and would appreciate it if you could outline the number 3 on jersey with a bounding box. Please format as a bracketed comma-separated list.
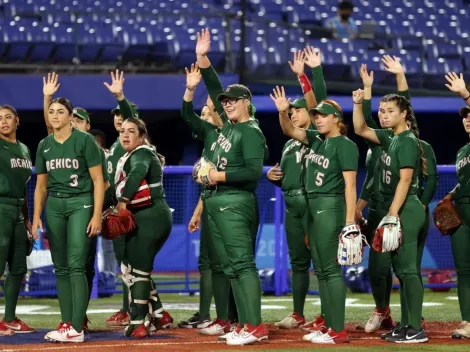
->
[70, 174, 79, 187]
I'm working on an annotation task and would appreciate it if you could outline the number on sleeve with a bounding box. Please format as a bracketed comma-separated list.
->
[70, 174, 79, 187]
[107, 160, 113, 174]
[315, 172, 324, 186]
[382, 170, 391, 184]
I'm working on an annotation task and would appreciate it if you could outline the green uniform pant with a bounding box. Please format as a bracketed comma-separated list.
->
[307, 195, 346, 332]
[46, 194, 94, 332]
[0, 202, 28, 322]
[86, 236, 97, 306]
[451, 201, 470, 321]
[205, 191, 262, 327]
[284, 192, 311, 317]
[125, 199, 172, 323]
[113, 235, 129, 313]
[198, 205, 213, 320]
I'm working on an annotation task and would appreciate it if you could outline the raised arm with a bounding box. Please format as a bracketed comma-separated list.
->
[270, 86, 308, 144]
[352, 89, 380, 144]
[360, 64, 378, 129]
[382, 55, 408, 94]
[445, 72, 470, 106]
[43, 72, 60, 135]
[288, 50, 317, 109]
[104, 70, 135, 119]
[195, 29, 227, 121]
[304, 46, 327, 103]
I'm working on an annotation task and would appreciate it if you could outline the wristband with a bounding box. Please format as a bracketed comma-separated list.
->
[118, 197, 130, 204]
[354, 102, 362, 105]
[463, 94, 470, 101]
[298, 74, 312, 94]
[186, 85, 196, 91]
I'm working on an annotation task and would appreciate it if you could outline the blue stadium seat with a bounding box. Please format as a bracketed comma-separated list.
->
[28, 26, 55, 62]
[3, 25, 32, 62]
[49, 25, 77, 63]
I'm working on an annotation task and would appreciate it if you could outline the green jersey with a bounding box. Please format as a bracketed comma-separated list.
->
[280, 139, 309, 191]
[107, 138, 126, 186]
[35, 129, 102, 194]
[0, 138, 32, 199]
[305, 130, 359, 194]
[375, 129, 420, 197]
[418, 140, 438, 206]
[454, 143, 470, 200]
[115, 145, 165, 202]
[99, 147, 110, 182]
[210, 120, 265, 193]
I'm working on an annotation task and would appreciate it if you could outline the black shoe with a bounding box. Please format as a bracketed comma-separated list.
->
[394, 328, 428, 344]
[177, 312, 201, 329]
[382, 325, 407, 341]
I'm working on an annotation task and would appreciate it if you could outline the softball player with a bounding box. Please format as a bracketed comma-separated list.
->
[272, 86, 359, 345]
[353, 91, 428, 343]
[43, 74, 110, 332]
[32, 97, 104, 343]
[194, 29, 269, 346]
[0, 105, 36, 335]
[443, 72, 470, 339]
[115, 117, 173, 338]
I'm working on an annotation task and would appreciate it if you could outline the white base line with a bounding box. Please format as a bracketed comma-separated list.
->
[0, 336, 453, 352]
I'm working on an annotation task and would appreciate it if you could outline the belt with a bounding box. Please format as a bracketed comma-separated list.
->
[49, 191, 92, 198]
[307, 192, 343, 199]
[283, 188, 306, 197]
[0, 197, 24, 206]
[203, 189, 253, 198]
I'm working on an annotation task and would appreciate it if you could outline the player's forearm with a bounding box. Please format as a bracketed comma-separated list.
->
[420, 174, 438, 207]
[362, 99, 378, 129]
[396, 72, 408, 93]
[199, 66, 226, 119]
[311, 66, 327, 102]
[121, 164, 149, 199]
[297, 73, 317, 109]
[389, 178, 412, 215]
[356, 198, 368, 212]
[183, 87, 196, 102]
[117, 96, 134, 119]
[43, 95, 53, 135]
[33, 187, 47, 220]
[353, 102, 368, 135]
[193, 197, 204, 218]
[279, 110, 304, 142]
[345, 182, 357, 224]
[181, 100, 204, 135]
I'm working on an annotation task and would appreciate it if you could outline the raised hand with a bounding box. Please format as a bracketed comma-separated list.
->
[104, 69, 125, 98]
[185, 63, 202, 89]
[381, 55, 404, 74]
[288, 50, 305, 76]
[267, 163, 283, 182]
[270, 86, 291, 112]
[360, 64, 374, 88]
[445, 72, 469, 97]
[196, 28, 211, 56]
[352, 89, 365, 104]
[304, 46, 322, 68]
[43, 72, 60, 97]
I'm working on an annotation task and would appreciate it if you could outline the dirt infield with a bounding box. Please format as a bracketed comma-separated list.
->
[0, 322, 466, 351]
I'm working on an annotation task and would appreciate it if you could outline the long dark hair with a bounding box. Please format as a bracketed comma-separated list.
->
[380, 94, 427, 177]
[123, 117, 165, 167]
[50, 97, 73, 114]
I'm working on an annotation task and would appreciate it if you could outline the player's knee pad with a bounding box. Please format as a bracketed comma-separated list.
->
[121, 263, 151, 289]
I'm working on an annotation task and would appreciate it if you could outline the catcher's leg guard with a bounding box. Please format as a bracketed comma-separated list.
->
[121, 263, 152, 337]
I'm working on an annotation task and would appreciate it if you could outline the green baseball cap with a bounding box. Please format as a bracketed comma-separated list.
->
[309, 101, 342, 119]
[289, 98, 308, 110]
[111, 102, 139, 117]
[459, 106, 470, 117]
[217, 85, 252, 101]
[73, 108, 90, 123]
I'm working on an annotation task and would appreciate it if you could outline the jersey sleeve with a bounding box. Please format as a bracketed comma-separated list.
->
[118, 98, 136, 119]
[311, 66, 327, 103]
[359, 148, 373, 201]
[338, 139, 359, 172]
[121, 149, 152, 200]
[84, 134, 102, 169]
[420, 141, 439, 206]
[224, 126, 265, 183]
[374, 129, 393, 149]
[363, 99, 378, 129]
[199, 65, 228, 123]
[397, 136, 418, 169]
[35, 140, 47, 174]
[100, 148, 110, 182]
[181, 100, 215, 141]
[305, 128, 321, 148]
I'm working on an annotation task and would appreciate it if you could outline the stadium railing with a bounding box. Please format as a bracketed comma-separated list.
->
[0, 165, 458, 298]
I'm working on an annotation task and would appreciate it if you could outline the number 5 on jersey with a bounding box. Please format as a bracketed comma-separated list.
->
[316, 172, 324, 186]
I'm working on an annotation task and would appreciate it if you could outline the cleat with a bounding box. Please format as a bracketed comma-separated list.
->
[0, 321, 14, 336]
[310, 327, 349, 344]
[105, 310, 130, 327]
[219, 323, 242, 342]
[82, 315, 90, 334]
[226, 323, 269, 346]
[196, 318, 212, 329]
[177, 312, 210, 329]
[130, 324, 149, 339]
[302, 325, 327, 341]
[46, 323, 84, 343]
[364, 307, 391, 333]
[1, 318, 36, 334]
[452, 321, 470, 339]
[152, 311, 173, 331]
[200, 318, 231, 336]
[274, 312, 306, 329]
[392, 327, 428, 344]
[382, 325, 407, 341]
[300, 314, 325, 332]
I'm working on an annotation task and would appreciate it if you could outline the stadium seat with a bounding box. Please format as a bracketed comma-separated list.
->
[3, 25, 32, 62]
[28, 26, 55, 62]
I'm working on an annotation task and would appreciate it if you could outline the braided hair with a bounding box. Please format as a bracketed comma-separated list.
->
[380, 94, 427, 177]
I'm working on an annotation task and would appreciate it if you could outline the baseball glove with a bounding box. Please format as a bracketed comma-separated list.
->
[373, 215, 402, 252]
[192, 157, 216, 185]
[102, 207, 136, 240]
[434, 199, 462, 235]
[337, 224, 366, 266]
